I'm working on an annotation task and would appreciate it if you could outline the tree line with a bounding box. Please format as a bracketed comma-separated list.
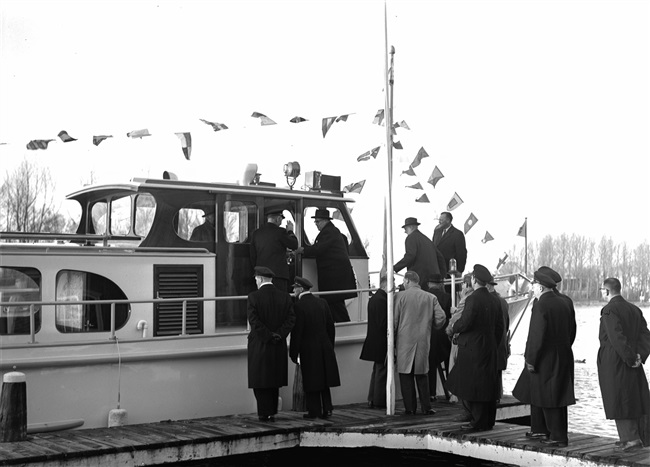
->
[501, 234, 649, 302]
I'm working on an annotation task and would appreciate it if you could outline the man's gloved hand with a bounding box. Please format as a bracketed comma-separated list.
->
[271, 332, 282, 344]
[526, 362, 536, 373]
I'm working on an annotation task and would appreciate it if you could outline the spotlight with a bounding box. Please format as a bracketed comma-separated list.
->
[283, 162, 301, 189]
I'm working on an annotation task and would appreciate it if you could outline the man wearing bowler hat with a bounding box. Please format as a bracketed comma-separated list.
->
[296, 208, 357, 323]
[446, 264, 504, 431]
[513, 269, 576, 447]
[247, 266, 296, 422]
[394, 217, 441, 289]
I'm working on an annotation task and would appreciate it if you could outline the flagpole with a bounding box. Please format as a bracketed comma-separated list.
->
[524, 217, 528, 276]
[383, 1, 396, 416]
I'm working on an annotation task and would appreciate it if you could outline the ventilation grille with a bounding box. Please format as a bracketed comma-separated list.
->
[154, 265, 204, 336]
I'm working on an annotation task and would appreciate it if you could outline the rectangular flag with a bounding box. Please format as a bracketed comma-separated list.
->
[464, 213, 478, 234]
[446, 192, 463, 211]
[517, 219, 527, 237]
[357, 146, 380, 162]
[26, 139, 54, 150]
[343, 180, 366, 194]
[427, 166, 444, 188]
[482, 231, 494, 243]
[175, 132, 192, 160]
[411, 147, 429, 168]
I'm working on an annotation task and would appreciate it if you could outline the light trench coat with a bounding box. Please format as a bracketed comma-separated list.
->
[394, 285, 446, 374]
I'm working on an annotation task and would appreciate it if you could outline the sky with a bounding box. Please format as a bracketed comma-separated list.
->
[1, 0, 648, 274]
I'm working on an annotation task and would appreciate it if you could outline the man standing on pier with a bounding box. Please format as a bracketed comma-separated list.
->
[513, 270, 576, 447]
[597, 277, 650, 452]
[247, 267, 296, 422]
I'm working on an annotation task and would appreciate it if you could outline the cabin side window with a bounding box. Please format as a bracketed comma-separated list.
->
[91, 201, 108, 235]
[303, 206, 351, 246]
[0, 267, 41, 335]
[224, 201, 257, 243]
[55, 270, 130, 333]
[175, 201, 216, 243]
[134, 194, 156, 238]
[110, 196, 131, 235]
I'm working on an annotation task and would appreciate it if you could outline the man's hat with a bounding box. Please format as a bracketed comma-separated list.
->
[533, 270, 556, 288]
[292, 276, 313, 289]
[537, 266, 561, 283]
[472, 264, 493, 283]
[312, 208, 332, 220]
[253, 266, 275, 278]
[427, 273, 444, 284]
[266, 208, 285, 218]
[402, 217, 420, 228]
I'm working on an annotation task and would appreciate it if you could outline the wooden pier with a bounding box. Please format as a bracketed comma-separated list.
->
[0, 397, 647, 466]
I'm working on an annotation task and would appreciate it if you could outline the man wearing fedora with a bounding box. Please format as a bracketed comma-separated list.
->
[289, 276, 340, 419]
[512, 269, 576, 447]
[394, 217, 441, 289]
[296, 208, 357, 322]
[190, 210, 216, 243]
[250, 208, 298, 292]
[446, 264, 504, 432]
[247, 266, 296, 422]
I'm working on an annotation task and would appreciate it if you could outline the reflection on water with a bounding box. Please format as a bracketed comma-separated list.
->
[504, 304, 650, 439]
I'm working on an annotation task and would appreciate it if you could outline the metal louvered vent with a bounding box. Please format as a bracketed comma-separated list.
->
[154, 265, 204, 336]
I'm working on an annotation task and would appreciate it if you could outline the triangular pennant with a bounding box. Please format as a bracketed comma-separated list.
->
[200, 118, 229, 131]
[393, 141, 403, 149]
[26, 139, 54, 150]
[427, 166, 444, 188]
[357, 146, 380, 162]
[415, 193, 430, 203]
[289, 116, 308, 123]
[127, 129, 151, 138]
[411, 147, 429, 168]
[92, 135, 113, 146]
[482, 231, 494, 243]
[446, 192, 463, 211]
[322, 116, 336, 138]
[251, 112, 276, 126]
[175, 132, 192, 160]
[496, 253, 508, 270]
[58, 130, 77, 142]
[372, 109, 385, 125]
[396, 120, 410, 130]
[517, 219, 527, 237]
[335, 114, 351, 122]
[343, 180, 366, 194]
[401, 166, 416, 176]
[406, 182, 423, 189]
[463, 213, 478, 234]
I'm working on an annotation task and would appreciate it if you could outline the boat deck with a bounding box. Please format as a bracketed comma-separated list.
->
[0, 397, 647, 466]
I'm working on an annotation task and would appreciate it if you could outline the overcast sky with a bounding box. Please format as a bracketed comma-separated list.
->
[1, 0, 648, 272]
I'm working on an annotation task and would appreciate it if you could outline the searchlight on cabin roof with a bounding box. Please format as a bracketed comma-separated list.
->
[283, 161, 301, 190]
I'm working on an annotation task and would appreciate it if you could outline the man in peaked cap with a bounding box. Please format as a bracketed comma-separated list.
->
[250, 208, 298, 292]
[446, 264, 504, 431]
[247, 266, 295, 422]
[394, 217, 441, 289]
[513, 269, 576, 447]
[289, 276, 340, 419]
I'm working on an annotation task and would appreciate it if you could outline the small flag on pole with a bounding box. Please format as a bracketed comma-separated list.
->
[26, 139, 54, 150]
[251, 112, 276, 126]
[336, 114, 351, 122]
[322, 116, 336, 137]
[496, 253, 508, 270]
[411, 147, 429, 168]
[357, 146, 380, 162]
[343, 180, 366, 194]
[401, 166, 416, 176]
[290, 116, 308, 123]
[428, 166, 444, 188]
[393, 141, 403, 149]
[446, 192, 464, 211]
[127, 129, 151, 138]
[517, 219, 527, 237]
[200, 118, 229, 131]
[93, 135, 113, 146]
[372, 109, 385, 125]
[406, 182, 423, 189]
[464, 213, 478, 234]
[58, 130, 77, 142]
[415, 193, 430, 203]
[482, 231, 494, 243]
[175, 132, 192, 160]
[393, 120, 410, 130]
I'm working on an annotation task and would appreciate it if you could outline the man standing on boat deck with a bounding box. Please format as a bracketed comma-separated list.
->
[190, 211, 215, 243]
[432, 212, 467, 275]
[394, 271, 446, 415]
[394, 217, 441, 290]
[512, 270, 576, 447]
[247, 266, 296, 422]
[250, 209, 298, 292]
[296, 208, 357, 323]
[597, 277, 650, 452]
[425, 273, 451, 401]
[360, 274, 389, 409]
[289, 276, 340, 419]
[446, 264, 504, 431]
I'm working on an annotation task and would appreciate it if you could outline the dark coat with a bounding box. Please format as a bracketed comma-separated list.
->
[303, 221, 356, 301]
[512, 291, 576, 407]
[597, 295, 650, 419]
[492, 291, 510, 371]
[432, 224, 467, 273]
[394, 229, 440, 289]
[428, 287, 451, 367]
[247, 284, 295, 388]
[289, 293, 341, 391]
[360, 289, 388, 363]
[250, 222, 298, 280]
[446, 287, 503, 401]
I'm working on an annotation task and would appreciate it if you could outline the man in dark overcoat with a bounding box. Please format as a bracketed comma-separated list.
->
[250, 209, 298, 292]
[432, 211, 467, 274]
[487, 281, 510, 400]
[394, 217, 440, 289]
[597, 277, 650, 451]
[289, 276, 340, 419]
[426, 273, 451, 400]
[360, 274, 388, 408]
[512, 270, 576, 447]
[247, 266, 296, 421]
[446, 264, 504, 431]
[297, 208, 356, 323]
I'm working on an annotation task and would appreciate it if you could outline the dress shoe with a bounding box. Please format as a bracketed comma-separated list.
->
[423, 409, 436, 415]
[540, 439, 568, 448]
[525, 431, 550, 439]
[403, 410, 415, 415]
[615, 440, 643, 452]
[258, 415, 275, 422]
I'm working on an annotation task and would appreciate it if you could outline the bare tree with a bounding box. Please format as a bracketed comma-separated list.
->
[0, 158, 63, 232]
